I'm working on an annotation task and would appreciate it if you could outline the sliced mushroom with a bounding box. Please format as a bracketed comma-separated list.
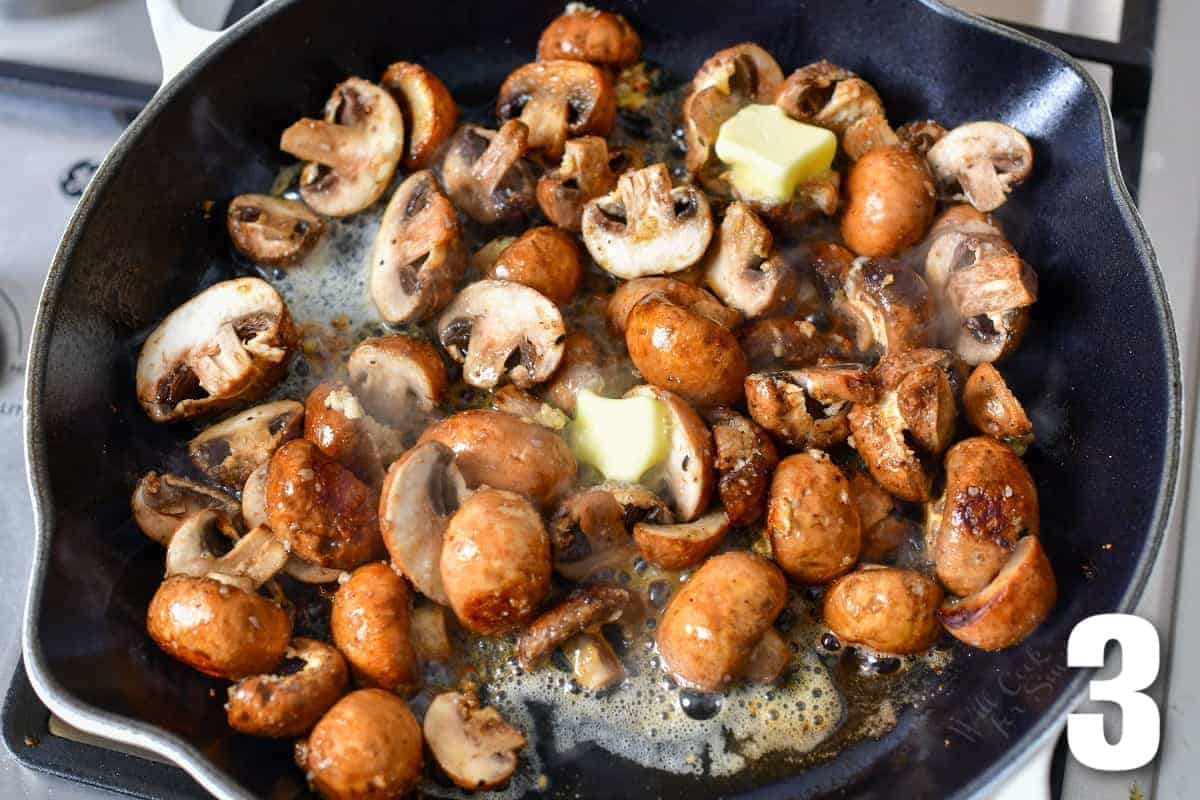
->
[607, 276, 741, 334]
[380, 61, 458, 170]
[561, 632, 626, 692]
[542, 330, 607, 415]
[927, 121, 1033, 212]
[939, 536, 1056, 651]
[436, 279, 566, 390]
[963, 362, 1034, 450]
[227, 194, 324, 267]
[815, 251, 934, 357]
[774, 61, 885, 139]
[227, 638, 349, 739]
[537, 136, 627, 231]
[849, 469, 914, 562]
[424, 691, 526, 791]
[745, 363, 876, 449]
[896, 119, 947, 157]
[840, 146, 936, 257]
[132, 471, 241, 546]
[347, 334, 447, 429]
[547, 487, 637, 581]
[739, 316, 852, 371]
[497, 60, 616, 158]
[369, 169, 467, 325]
[823, 566, 944, 654]
[705, 406, 779, 526]
[442, 121, 537, 225]
[600, 481, 676, 529]
[582, 163, 714, 279]
[483, 226, 583, 306]
[701, 202, 796, 318]
[378, 441, 469, 605]
[164, 510, 289, 593]
[537, 5, 641, 67]
[517, 584, 631, 668]
[767, 452, 862, 584]
[188, 400, 304, 488]
[633, 509, 731, 571]
[625, 385, 715, 522]
[280, 78, 404, 217]
[135, 278, 296, 423]
[304, 381, 407, 485]
[490, 384, 570, 430]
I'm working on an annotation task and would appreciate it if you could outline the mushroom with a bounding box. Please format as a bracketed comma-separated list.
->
[939, 535, 1056, 650]
[896, 119, 947, 157]
[241, 463, 269, 529]
[548, 487, 639, 580]
[537, 136, 629, 231]
[766, 451, 862, 584]
[704, 406, 779, 526]
[600, 481, 676, 529]
[840, 146, 936, 257]
[135, 278, 296, 423]
[423, 691, 526, 791]
[410, 604, 454, 663]
[226, 194, 324, 267]
[700, 202, 796, 318]
[346, 334, 447, 430]
[560, 632, 627, 692]
[963, 362, 1034, 450]
[380, 61, 459, 170]
[582, 164, 714, 279]
[737, 169, 842, 231]
[266, 439, 383, 570]
[332, 562, 420, 694]
[607, 277, 741, 335]
[188, 400, 304, 488]
[849, 469, 913, 562]
[543, 330, 607, 415]
[841, 115, 903, 162]
[928, 436, 1039, 597]
[163, 510, 289, 592]
[483, 226, 583, 306]
[739, 316, 852, 371]
[625, 385, 716, 522]
[440, 488, 552, 635]
[226, 638, 349, 738]
[537, 5, 641, 67]
[745, 363, 876, 449]
[378, 441, 469, 605]
[442, 121, 537, 225]
[490, 384, 570, 430]
[279, 78, 404, 217]
[742, 629, 792, 683]
[517, 584, 631, 668]
[131, 471, 241, 546]
[496, 60, 616, 158]
[823, 566, 944, 654]
[418, 409, 577, 508]
[437, 279, 566, 390]
[369, 169, 467, 325]
[774, 61, 891, 149]
[815, 249, 934, 357]
[300, 689, 424, 800]
[633, 509, 731, 570]
[927, 121, 1033, 212]
[304, 381, 407, 485]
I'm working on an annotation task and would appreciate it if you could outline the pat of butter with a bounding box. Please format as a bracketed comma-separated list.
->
[568, 390, 671, 483]
[715, 104, 837, 203]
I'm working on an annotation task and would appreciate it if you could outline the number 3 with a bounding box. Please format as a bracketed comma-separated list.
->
[1067, 614, 1160, 770]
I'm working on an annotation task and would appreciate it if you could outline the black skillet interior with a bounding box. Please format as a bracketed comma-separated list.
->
[26, 0, 1176, 798]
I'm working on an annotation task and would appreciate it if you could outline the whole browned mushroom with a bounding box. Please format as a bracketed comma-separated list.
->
[497, 60, 616, 157]
[135, 278, 296, 423]
[774, 60, 898, 161]
[332, 562, 420, 694]
[705, 406, 779, 526]
[442, 121, 537, 225]
[131, 471, 241, 546]
[483, 226, 583, 306]
[227, 638, 349, 739]
[537, 136, 629, 231]
[701, 201, 796, 318]
[963, 362, 1034, 450]
[607, 276, 741, 335]
[823, 566, 944, 654]
[423, 691, 526, 791]
[537, 6, 641, 67]
[369, 169, 467, 325]
[227, 194, 324, 267]
[927, 121, 1033, 212]
[840, 146, 936, 257]
[745, 363, 876, 449]
[188, 400, 304, 488]
[380, 61, 459, 170]
[625, 385, 716, 522]
[767, 452, 862, 584]
[279, 78, 404, 217]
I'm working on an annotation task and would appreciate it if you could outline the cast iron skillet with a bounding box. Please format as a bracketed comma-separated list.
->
[21, 0, 1180, 798]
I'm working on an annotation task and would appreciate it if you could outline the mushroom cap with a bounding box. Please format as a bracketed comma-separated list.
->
[227, 194, 324, 267]
[132, 471, 241, 546]
[496, 60, 616, 158]
[347, 334, 448, 426]
[369, 169, 467, 325]
[378, 441, 468, 605]
[767, 452, 862, 584]
[135, 278, 296, 423]
[517, 584, 632, 668]
[303, 381, 406, 485]
[266, 439, 383, 570]
[442, 122, 537, 225]
[927, 121, 1033, 212]
[542, 330, 607, 415]
[831, 257, 935, 357]
[302, 689, 424, 800]
[963, 362, 1034, 446]
[437, 279, 566, 390]
[417, 410, 577, 508]
[423, 692, 526, 791]
[582, 163, 714, 279]
[537, 6, 642, 67]
[745, 364, 875, 449]
[848, 392, 933, 503]
[774, 61, 877, 134]
[280, 78, 405, 217]
[146, 575, 291, 680]
[705, 406, 779, 527]
[625, 385, 715, 522]
[548, 486, 639, 581]
[840, 146, 936, 257]
[607, 276, 741, 335]
[332, 562, 420, 694]
[876, 348, 963, 456]
[188, 399, 304, 488]
[702, 202, 796, 318]
[226, 638, 349, 739]
[536, 136, 626, 232]
[823, 566, 944, 654]
[484, 226, 583, 307]
[380, 61, 459, 170]
[633, 509, 731, 571]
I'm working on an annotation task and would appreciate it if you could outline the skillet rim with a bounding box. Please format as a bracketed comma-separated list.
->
[19, 1, 1182, 798]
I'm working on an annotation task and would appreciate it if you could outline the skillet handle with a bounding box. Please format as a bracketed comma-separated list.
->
[987, 731, 1058, 800]
[146, 0, 224, 86]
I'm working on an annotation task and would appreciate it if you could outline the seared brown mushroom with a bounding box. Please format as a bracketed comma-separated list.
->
[442, 121, 537, 225]
[437, 279, 566, 390]
[774, 61, 895, 159]
[423, 691, 526, 791]
[633, 509, 731, 570]
[332, 562, 420, 694]
[304, 381, 406, 485]
[548, 487, 638, 580]
[543, 330, 607, 415]
[188, 400, 304, 488]
[745, 363, 876, 449]
[840, 146, 936, 257]
[227, 638, 349, 738]
[963, 362, 1034, 449]
[625, 385, 715, 522]
[346, 334, 447, 429]
[849, 469, 914, 562]
[705, 406, 779, 526]
[132, 471, 241, 546]
[280, 78, 404, 217]
[701, 201, 796, 318]
[517, 584, 631, 668]
[537, 136, 630, 231]
[135, 278, 296, 423]
[497, 60, 616, 157]
[227, 194, 324, 267]
[582, 163, 714, 279]
[607, 276, 741, 334]
[896, 119, 947, 157]
[767, 452, 862, 583]
[483, 226, 583, 306]
[601, 481, 676, 528]
[739, 315, 852, 371]
[380, 61, 458, 170]
[927, 121, 1033, 212]
[815, 248, 934, 357]
[369, 169, 467, 325]
[537, 5, 641, 67]
[823, 566, 944, 654]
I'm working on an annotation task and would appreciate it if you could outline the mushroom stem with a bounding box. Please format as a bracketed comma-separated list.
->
[280, 119, 367, 173]
[473, 120, 530, 196]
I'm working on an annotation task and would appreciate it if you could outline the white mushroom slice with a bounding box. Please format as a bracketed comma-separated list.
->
[346, 335, 447, 429]
[165, 510, 288, 592]
[581, 163, 714, 279]
[240, 463, 269, 529]
[701, 202, 795, 318]
[423, 692, 526, 791]
[279, 77, 404, 217]
[625, 385, 715, 522]
[227, 194, 324, 267]
[379, 441, 469, 605]
[436, 280, 566, 390]
[926, 122, 1033, 212]
[135, 278, 296, 423]
[188, 400, 304, 488]
[633, 509, 731, 570]
[442, 122, 537, 225]
[132, 471, 241, 546]
[369, 170, 467, 325]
